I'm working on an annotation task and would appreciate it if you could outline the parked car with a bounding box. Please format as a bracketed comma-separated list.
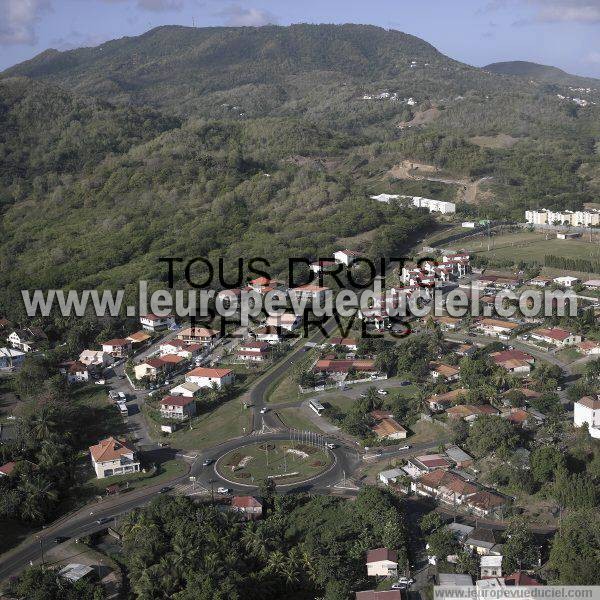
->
[377, 389, 388, 395]
[95, 517, 112, 525]
[158, 486, 173, 494]
[398, 445, 411, 451]
[94, 379, 105, 385]
[217, 487, 231, 494]
[117, 392, 126, 400]
[399, 380, 411, 386]
[53, 536, 69, 544]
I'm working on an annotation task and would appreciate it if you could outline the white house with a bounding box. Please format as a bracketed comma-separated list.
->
[577, 341, 600, 356]
[480, 555, 503, 579]
[366, 548, 398, 578]
[79, 350, 114, 371]
[7, 327, 47, 353]
[185, 367, 234, 389]
[169, 381, 201, 397]
[266, 312, 303, 331]
[553, 276, 579, 288]
[235, 341, 271, 362]
[177, 327, 220, 346]
[334, 249, 362, 266]
[477, 318, 519, 337]
[378, 468, 406, 486]
[140, 313, 175, 331]
[89, 437, 140, 479]
[160, 395, 196, 420]
[101, 338, 132, 358]
[59, 360, 90, 383]
[0, 347, 25, 370]
[309, 259, 338, 274]
[289, 284, 330, 304]
[530, 327, 581, 347]
[574, 396, 600, 439]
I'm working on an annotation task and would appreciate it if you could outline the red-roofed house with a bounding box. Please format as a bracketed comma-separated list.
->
[58, 360, 90, 383]
[574, 396, 600, 439]
[530, 328, 581, 347]
[160, 395, 196, 420]
[185, 367, 234, 388]
[0, 461, 16, 477]
[577, 341, 600, 356]
[366, 548, 398, 577]
[314, 359, 377, 374]
[89, 437, 139, 479]
[177, 327, 221, 346]
[430, 362, 460, 382]
[289, 284, 330, 303]
[504, 572, 540, 586]
[134, 357, 168, 381]
[231, 496, 263, 519]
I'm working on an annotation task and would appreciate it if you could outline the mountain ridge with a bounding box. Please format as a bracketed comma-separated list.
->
[484, 60, 599, 87]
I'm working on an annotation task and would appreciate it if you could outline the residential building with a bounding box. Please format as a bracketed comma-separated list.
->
[490, 350, 534, 374]
[0, 347, 25, 370]
[0, 461, 16, 477]
[366, 548, 398, 577]
[101, 338, 132, 358]
[370, 193, 400, 203]
[529, 276, 551, 287]
[133, 357, 168, 380]
[574, 396, 600, 439]
[231, 496, 263, 519]
[371, 414, 407, 440]
[309, 259, 338, 274]
[378, 468, 406, 486]
[504, 572, 540, 586]
[446, 404, 499, 422]
[169, 381, 200, 397]
[403, 455, 451, 479]
[554, 276, 579, 288]
[140, 314, 174, 331]
[525, 208, 600, 227]
[468, 490, 508, 518]
[445, 446, 475, 469]
[89, 437, 139, 479]
[247, 277, 286, 294]
[529, 327, 581, 347]
[127, 331, 152, 345]
[79, 350, 113, 372]
[314, 359, 377, 374]
[8, 327, 47, 353]
[430, 362, 460, 382]
[476, 318, 519, 337]
[465, 528, 503, 555]
[235, 341, 271, 362]
[438, 574, 473, 587]
[185, 367, 234, 389]
[412, 469, 479, 507]
[583, 279, 600, 290]
[58, 360, 90, 383]
[289, 284, 330, 303]
[426, 388, 468, 412]
[356, 591, 402, 600]
[160, 395, 196, 420]
[328, 337, 359, 351]
[266, 312, 302, 331]
[334, 249, 361, 266]
[410, 196, 456, 214]
[177, 327, 220, 346]
[253, 326, 283, 344]
[577, 340, 600, 355]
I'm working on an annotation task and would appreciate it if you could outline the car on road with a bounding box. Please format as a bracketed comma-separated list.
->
[202, 458, 214, 467]
[377, 389, 388, 395]
[158, 486, 173, 494]
[398, 445, 411, 450]
[53, 536, 69, 544]
[217, 487, 231, 494]
[467, 332, 476, 337]
[94, 379, 105, 385]
[396, 577, 414, 586]
[399, 380, 411, 386]
[325, 443, 337, 449]
[95, 517, 113, 525]
[259, 407, 269, 414]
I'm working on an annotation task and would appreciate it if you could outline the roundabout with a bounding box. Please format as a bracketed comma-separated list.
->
[215, 439, 335, 487]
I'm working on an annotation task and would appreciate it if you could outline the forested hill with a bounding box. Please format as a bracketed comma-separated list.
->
[1, 24, 600, 321]
[484, 60, 600, 88]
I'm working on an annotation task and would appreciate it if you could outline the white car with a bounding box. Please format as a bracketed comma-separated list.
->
[326, 443, 337, 449]
[398, 445, 411, 450]
[117, 392, 126, 400]
[260, 407, 269, 414]
[217, 487, 231, 494]
[397, 577, 414, 586]
[377, 389, 388, 395]
[94, 379, 105, 385]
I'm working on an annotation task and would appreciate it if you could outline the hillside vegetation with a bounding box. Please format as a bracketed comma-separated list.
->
[0, 24, 599, 319]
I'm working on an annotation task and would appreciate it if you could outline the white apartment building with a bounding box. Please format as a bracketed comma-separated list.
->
[411, 196, 456, 214]
[574, 396, 600, 439]
[89, 437, 140, 479]
[525, 208, 600, 227]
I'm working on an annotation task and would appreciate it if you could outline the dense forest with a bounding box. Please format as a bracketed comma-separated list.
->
[1, 23, 600, 321]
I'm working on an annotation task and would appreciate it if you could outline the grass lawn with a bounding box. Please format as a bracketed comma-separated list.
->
[82, 457, 187, 494]
[275, 407, 322, 432]
[144, 397, 252, 451]
[409, 419, 449, 445]
[268, 373, 302, 404]
[556, 347, 583, 364]
[217, 440, 332, 485]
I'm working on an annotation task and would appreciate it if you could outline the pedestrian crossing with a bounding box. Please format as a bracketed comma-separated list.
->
[172, 482, 208, 496]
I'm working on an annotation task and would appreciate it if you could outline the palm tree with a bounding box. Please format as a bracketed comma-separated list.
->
[19, 475, 57, 522]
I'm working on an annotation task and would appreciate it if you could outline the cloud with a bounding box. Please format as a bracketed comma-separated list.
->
[50, 31, 110, 51]
[483, 0, 600, 23]
[0, 0, 51, 45]
[586, 50, 600, 63]
[100, 0, 185, 11]
[216, 4, 277, 26]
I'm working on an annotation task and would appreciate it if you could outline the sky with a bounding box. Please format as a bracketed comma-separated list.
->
[2, 0, 600, 77]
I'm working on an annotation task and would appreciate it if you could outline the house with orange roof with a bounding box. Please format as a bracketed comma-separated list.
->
[231, 496, 263, 519]
[430, 362, 460, 382]
[476, 318, 519, 337]
[370, 413, 407, 440]
[0, 461, 16, 477]
[127, 330, 152, 345]
[58, 360, 90, 383]
[140, 313, 174, 331]
[289, 283, 330, 303]
[177, 327, 221, 346]
[89, 437, 139, 479]
[133, 357, 169, 381]
[426, 388, 468, 412]
[185, 367, 234, 389]
[577, 340, 600, 356]
[574, 395, 600, 439]
[446, 404, 499, 421]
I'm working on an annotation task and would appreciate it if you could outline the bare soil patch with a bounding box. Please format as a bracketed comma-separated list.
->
[469, 133, 520, 149]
